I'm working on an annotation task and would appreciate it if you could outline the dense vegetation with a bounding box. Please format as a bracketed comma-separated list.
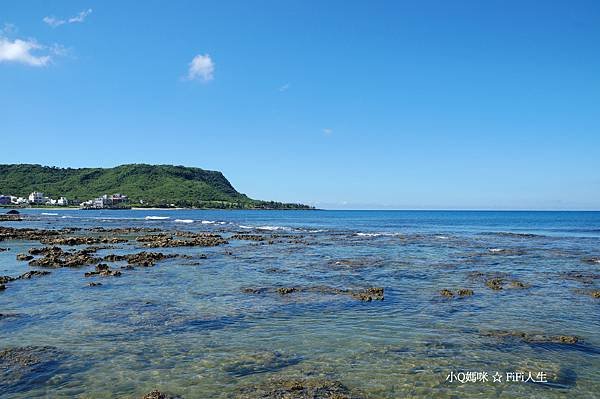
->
[0, 164, 312, 209]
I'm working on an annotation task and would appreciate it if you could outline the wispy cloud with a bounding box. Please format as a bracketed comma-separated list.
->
[323, 128, 333, 136]
[43, 8, 92, 28]
[2, 23, 16, 35]
[0, 36, 51, 67]
[187, 54, 214, 82]
[278, 83, 291, 92]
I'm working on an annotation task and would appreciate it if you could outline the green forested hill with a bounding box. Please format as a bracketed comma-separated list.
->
[0, 164, 311, 209]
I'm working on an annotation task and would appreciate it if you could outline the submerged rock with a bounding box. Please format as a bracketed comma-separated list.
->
[469, 272, 529, 291]
[327, 257, 384, 269]
[581, 257, 600, 265]
[482, 330, 580, 345]
[236, 377, 363, 399]
[562, 271, 600, 284]
[222, 351, 302, 377]
[0, 346, 64, 393]
[0, 247, 8, 251]
[141, 390, 180, 399]
[0, 214, 22, 222]
[245, 286, 384, 301]
[486, 248, 527, 256]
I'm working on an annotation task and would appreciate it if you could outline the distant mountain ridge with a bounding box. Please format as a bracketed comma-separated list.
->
[0, 164, 312, 209]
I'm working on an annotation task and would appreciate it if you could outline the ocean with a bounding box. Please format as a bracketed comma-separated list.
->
[1, 209, 599, 398]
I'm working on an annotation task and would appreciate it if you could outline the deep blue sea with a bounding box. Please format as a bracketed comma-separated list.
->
[1, 210, 599, 398]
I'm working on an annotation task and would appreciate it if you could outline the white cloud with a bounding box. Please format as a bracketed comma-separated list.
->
[0, 37, 51, 67]
[43, 17, 64, 28]
[187, 54, 214, 82]
[68, 9, 93, 23]
[279, 83, 291, 92]
[44, 9, 92, 28]
[323, 128, 333, 136]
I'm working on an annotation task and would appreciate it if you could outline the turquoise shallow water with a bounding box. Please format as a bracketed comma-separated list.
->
[1, 210, 599, 398]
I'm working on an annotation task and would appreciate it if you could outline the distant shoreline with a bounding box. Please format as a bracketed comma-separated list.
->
[1, 206, 318, 211]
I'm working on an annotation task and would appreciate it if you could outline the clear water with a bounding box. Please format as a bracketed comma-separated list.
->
[1, 210, 599, 398]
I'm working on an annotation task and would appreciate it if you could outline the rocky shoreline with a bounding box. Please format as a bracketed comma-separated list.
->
[1, 213, 599, 398]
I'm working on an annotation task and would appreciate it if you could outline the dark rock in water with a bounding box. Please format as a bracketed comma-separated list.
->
[231, 234, 267, 241]
[29, 247, 102, 268]
[16, 254, 34, 261]
[103, 254, 127, 262]
[0, 313, 20, 320]
[277, 287, 298, 295]
[0, 226, 72, 241]
[222, 351, 302, 377]
[440, 288, 474, 298]
[351, 287, 384, 301]
[0, 247, 8, 251]
[0, 276, 16, 284]
[137, 232, 227, 248]
[39, 235, 127, 246]
[141, 390, 181, 399]
[485, 278, 504, 290]
[236, 377, 363, 399]
[0, 346, 64, 394]
[6, 210, 20, 215]
[470, 272, 529, 291]
[84, 264, 122, 277]
[18, 270, 51, 280]
[88, 282, 103, 287]
[141, 390, 179, 399]
[0, 284, 5, 291]
[123, 251, 176, 267]
[0, 271, 50, 292]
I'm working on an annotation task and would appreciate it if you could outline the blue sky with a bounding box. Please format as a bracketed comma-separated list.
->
[1, 1, 599, 210]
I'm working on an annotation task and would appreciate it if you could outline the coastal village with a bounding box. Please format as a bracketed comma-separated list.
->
[0, 192, 130, 209]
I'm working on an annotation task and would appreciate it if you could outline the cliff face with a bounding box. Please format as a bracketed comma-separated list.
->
[0, 164, 311, 209]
